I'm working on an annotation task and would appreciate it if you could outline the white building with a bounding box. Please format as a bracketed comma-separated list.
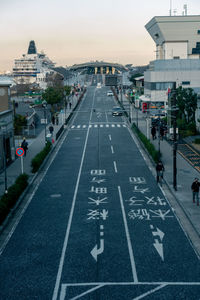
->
[143, 15, 200, 112]
[12, 41, 58, 89]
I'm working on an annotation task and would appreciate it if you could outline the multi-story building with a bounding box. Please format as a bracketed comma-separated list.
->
[12, 40, 58, 89]
[0, 81, 15, 171]
[143, 15, 200, 115]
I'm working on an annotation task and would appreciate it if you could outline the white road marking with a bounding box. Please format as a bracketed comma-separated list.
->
[106, 124, 109, 127]
[71, 125, 75, 129]
[118, 186, 138, 283]
[52, 89, 96, 300]
[89, 125, 92, 128]
[83, 125, 86, 128]
[70, 285, 104, 300]
[109, 134, 112, 141]
[111, 124, 115, 127]
[111, 146, 114, 154]
[77, 125, 80, 128]
[100, 124, 103, 127]
[117, 124, 121, 127]
[61, 281, 200, 287]
[113, 161, 118, 173]
[132, 284, 166, 300]
[94, 124, 98, 128]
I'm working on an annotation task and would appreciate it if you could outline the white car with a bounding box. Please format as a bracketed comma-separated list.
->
[107, 91, 113, 96]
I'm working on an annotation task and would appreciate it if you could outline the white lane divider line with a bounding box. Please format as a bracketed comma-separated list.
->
[118, 186, 138, 283]
[109, 134, 112, 141]
[113, 161, 118, 173]
[111, 146, 114, 154]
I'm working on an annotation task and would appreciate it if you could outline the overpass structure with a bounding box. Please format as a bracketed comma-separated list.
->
[69, 61, 127, 75]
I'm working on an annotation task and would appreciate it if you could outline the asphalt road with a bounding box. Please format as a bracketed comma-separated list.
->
[0, 85, 200, 300]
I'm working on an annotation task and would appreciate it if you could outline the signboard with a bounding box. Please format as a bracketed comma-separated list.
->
[169, 128, 178, 134]
[16, 147, 24, 157]
[41, 119, 47, 124]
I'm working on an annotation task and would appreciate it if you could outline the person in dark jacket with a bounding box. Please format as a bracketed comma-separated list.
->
[21, 137, 28, 157]
[151, 126, 156, 140]
[156, 161, 164, 183]
[191, 178, 200, 206]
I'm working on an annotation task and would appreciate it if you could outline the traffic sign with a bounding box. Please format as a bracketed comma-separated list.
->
[16, 147, 24, 157]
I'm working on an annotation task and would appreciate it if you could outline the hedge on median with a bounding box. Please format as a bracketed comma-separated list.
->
[132, 123, 160, 163]
[0, 173, 29, 225]
[31, 141, 52, 173]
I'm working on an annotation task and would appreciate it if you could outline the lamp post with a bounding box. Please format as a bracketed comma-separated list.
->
[42, 100, 47, 144]
[0, 121, 8, 194]
[63, 91, 66, 123]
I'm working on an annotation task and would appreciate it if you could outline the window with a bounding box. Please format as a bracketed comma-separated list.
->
[182, 81, 190, 85]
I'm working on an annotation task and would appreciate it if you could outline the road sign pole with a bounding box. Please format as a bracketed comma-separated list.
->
[21, 156, 24, 174]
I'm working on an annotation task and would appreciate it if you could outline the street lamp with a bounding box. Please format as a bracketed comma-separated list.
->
[42, 100, 47, 144]
[63, 91, 66, 124]
[0, 121, 8, 194]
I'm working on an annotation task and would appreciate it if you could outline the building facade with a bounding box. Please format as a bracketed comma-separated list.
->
[143, 15, 200, 112]
[0, 81, 15, 171]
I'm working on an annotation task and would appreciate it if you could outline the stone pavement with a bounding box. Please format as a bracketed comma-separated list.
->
[121, 93, 200, 238]
[0, 98, 78, 199]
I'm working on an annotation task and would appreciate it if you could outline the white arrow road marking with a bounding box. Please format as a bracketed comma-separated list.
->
[91, 239, 104, 261]
[152, 227, 165, 241]
[153, 239, 164, 261]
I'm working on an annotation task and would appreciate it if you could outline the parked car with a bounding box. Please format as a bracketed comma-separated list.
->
[112, 106, 123, 116]
[107, 91, 113, 96]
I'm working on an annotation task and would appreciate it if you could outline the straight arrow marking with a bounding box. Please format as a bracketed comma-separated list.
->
[153, 239, 164, 261]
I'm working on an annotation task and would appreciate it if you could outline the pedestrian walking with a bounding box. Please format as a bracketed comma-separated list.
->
[69, 102, 72, 110]
[52, 115, 55, 125]
[56, 115, 59, 125]
[156, 160, 164, 183]
[160, 126, 165, 140]
[49, 124, 54, 135]
[151, 126, 156, 140]
[21, 137, 28, 157]
[191, 178, 200, 206]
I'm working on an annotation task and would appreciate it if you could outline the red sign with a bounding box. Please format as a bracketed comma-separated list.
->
[16, 147, 24, 157]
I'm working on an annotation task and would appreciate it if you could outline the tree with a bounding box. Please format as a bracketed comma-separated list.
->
[42, 87, 63, 105]
[14, 114, 27, 135]
[176, 86, 197, 123]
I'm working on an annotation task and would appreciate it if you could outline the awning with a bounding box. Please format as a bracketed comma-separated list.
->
[139, 95, 151, 102]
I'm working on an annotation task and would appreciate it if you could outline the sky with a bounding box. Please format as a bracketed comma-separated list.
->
[1, 0, 200, 72]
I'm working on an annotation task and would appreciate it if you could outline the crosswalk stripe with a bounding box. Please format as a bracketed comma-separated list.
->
[70, 124, 126, 129]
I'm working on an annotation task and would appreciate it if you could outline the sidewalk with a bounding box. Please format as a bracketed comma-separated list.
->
[0, 100, 77, 198]
[121, 93, 200, 237]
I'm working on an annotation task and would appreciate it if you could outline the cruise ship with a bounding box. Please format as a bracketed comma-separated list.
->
[12, 40, 57, 88]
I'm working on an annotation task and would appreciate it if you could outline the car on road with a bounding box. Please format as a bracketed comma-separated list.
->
[112, 106, 123, 116]
[107, 91, 113, 96]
